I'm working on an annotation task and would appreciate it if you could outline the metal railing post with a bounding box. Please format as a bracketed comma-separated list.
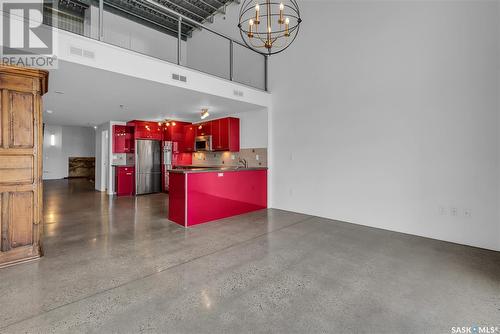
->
[177, 17, 182, 65]
[264, 55, 268, 91]
[99, 0, 104, 40]
[229, 40, 234, 81]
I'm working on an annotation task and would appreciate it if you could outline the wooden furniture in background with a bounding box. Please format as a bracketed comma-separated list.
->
[0, 65, 48, 268]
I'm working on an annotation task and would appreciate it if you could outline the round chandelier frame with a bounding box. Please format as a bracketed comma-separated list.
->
[238, 0, 302, 56]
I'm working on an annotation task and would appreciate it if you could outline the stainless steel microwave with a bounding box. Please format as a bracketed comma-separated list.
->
[195, 135, 212, 151]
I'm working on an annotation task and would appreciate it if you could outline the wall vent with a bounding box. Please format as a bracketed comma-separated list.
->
[172, 73, 187, 83]
[70, 46, 83, 56]
[70, 46, 95, 59]
[233, 89, 244, 97]
[83, 50, 95, 59]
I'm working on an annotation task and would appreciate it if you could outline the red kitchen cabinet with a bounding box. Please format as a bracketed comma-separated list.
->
[211, 119, 221, 150]
[113, 125, 134, 153]
[182, 124, 196, 153]
[162, 121, 190, 144]
[160, 121, 192, 153]
[211, 117, 239, 152]
[195, 122, 212, 137]
[115, 166, 135, 196]
[128, 120, 162, 140]
[219, 118, 229, 150]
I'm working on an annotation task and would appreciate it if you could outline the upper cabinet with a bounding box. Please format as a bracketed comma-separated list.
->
[113, 125, 134, 153]
[211, 117, 240, 152]
[162, 121, 191, 153]
[127, 120, 162, 141]
[182, 124, 196, 153]
[124, 117, 239, 153]
[195, 122, 212, 137]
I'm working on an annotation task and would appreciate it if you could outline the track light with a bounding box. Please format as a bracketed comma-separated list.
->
[200, 109, 210, 120]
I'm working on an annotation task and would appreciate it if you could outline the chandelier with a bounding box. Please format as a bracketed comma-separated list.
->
[238, 0, 302, 56]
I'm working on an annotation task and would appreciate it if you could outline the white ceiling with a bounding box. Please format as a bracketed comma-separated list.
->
[43, 60, 265, 127]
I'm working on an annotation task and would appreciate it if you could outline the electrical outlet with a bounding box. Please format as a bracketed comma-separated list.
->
[256, 154, 259, 161]
[464, 209, 472, 217]
[451, 207, 458, 216]
[439, 206, 446, 215]
[231, 154, 235, 160]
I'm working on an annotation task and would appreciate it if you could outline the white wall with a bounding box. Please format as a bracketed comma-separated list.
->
[231, 109, 268, 148]
[95, 121, 124, 194]
[270, 1, 500, 251]
[43, 125, 96, 180]
[94, 122, 106, 191]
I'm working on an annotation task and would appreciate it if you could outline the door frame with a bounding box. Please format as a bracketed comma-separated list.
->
[101, 129, 108, 192]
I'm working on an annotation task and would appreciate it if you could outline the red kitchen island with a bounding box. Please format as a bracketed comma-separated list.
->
[168, 168, 267, 227]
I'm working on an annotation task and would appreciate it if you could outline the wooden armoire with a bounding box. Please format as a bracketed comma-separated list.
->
[0, 65, 48, 268]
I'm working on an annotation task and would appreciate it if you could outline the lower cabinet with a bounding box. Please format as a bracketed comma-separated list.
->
[115, 167, 135, 196]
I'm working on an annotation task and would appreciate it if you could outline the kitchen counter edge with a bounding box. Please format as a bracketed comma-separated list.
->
[168, 167, 268, 174]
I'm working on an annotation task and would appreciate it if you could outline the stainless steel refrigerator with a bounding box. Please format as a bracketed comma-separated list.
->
[135, 140, 161, 195]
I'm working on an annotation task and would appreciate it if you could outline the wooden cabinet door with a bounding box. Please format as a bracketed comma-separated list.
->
[0, 66, 47, 268]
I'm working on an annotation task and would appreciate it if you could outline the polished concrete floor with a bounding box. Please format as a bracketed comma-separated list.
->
[0, 179, 499, 333]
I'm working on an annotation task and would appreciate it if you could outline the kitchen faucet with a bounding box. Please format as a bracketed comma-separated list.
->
[238, 158, 248, 168]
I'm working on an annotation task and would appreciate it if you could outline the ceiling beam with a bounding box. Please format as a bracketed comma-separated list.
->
[156, 0, 207, 22]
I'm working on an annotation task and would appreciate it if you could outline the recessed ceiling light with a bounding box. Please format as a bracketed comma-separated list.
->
[46, 110, 54, 114]
[54, 91, 64, 94]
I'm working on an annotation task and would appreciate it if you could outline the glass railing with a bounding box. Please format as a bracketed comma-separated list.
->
[40, 0, 267, 91]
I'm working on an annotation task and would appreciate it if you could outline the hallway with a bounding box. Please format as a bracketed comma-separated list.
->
[0, 180, 499, 333]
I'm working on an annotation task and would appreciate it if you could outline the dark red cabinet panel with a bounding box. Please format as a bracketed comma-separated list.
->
[195, 122, 212, 137]
[219, 118, 229, 150]
[211, 119, 221, 150]
[113, 125, 134, 153]
[228, 117, 240, 152]
[116, 166, 135, 196]
[162, 121, 191, 151]
[182, 124, 196, 153]
[210, 117, 239, 152]
[127, 120, 162, 141]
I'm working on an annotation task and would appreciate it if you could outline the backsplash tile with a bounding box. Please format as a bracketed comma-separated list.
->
[192, 148, 267, 168]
